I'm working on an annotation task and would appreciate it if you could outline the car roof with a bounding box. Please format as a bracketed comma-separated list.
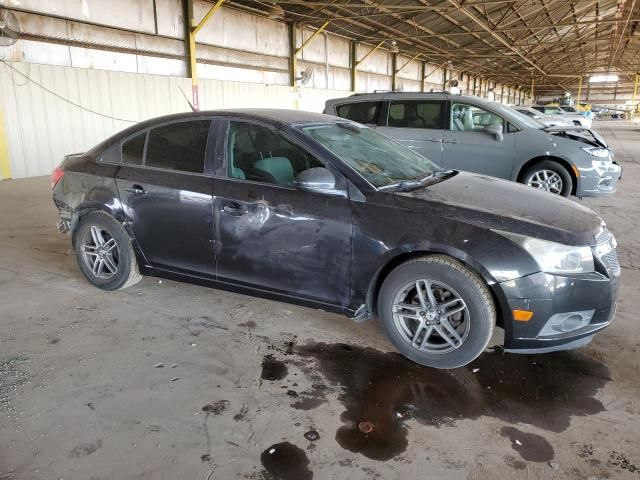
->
[86, 109, 342, 156]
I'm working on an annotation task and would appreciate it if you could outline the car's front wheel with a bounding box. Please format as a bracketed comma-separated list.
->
[73, 211, 142, 290]
[522, 160, 573, 196]
[377, 255, 495, 369]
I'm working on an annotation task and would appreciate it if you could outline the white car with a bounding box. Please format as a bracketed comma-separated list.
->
[513, 106, 572, 128]
[531, 105, 592, 128]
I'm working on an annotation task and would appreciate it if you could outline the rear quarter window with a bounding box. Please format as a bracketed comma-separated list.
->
[335, 102, 381, 125]
[122, 132, 146, 166]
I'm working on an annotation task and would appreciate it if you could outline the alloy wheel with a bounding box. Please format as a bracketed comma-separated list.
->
[392, 279, 470, 355]
[80, 225, 119, 279]
[527, 169, 563, 194]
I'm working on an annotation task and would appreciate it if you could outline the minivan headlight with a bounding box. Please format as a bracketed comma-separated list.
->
[497, 232, 594, 274]
[582, 146, 609, 158]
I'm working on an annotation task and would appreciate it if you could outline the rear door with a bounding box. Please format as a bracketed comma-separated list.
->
[376, 99, 445, 165]
[115, 119, 217, 277]
[442, 101, 516, 179]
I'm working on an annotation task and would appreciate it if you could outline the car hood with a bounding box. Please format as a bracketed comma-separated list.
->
[543, 125, 608, 149]
[392, 172, 603, 246]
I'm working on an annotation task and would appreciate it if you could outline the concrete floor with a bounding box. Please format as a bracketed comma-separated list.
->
[1, 121, 639, 480]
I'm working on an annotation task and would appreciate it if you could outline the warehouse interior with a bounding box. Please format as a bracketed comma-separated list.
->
[1, 0, 639, 479]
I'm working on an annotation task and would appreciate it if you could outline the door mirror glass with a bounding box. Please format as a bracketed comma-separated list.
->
[294, 167, 343, 196]
[484, 124, 504, 141]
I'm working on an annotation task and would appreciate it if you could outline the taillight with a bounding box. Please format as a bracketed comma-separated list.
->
[51, 166, 64, 190]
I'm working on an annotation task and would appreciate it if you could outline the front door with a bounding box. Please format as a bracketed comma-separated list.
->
[376, 99, 445, 165]
[115, 120, 216, 276]
[213, 120, 352, 307]
[442, 102, 516, 179]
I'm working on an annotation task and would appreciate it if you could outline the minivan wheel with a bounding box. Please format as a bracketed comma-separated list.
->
[522, 160, 573, 197]
[377, 255, 495, 369]
[73, 211, 142, 290]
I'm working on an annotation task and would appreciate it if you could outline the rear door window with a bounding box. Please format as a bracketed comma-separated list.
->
[122, 132, 146, 166]
[387, 100, 444, 129]
[335, 102, 381, 125]
[145, 120, 211, 174]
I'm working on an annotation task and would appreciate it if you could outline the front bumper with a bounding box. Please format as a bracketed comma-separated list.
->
[576, 159, 622, 197]
[498, 270, 619, 353]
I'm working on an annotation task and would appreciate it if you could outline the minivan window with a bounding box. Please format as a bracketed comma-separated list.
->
[388, 100, 444, 129]
[122, 132, 146, 166]
[300, 123, 440, 188]
[145, 120, 210, 173]
[335, 102, 381, 125]
[451, 103, 504, 132]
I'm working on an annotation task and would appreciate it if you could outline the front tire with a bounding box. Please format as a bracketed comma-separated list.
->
[522, 160, 573, 197]
[73, 211, 142, 290]
[377, 255, 495, 369]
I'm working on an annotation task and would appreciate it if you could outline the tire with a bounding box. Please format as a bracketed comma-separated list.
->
[377, 255, 495, 369]
[521, 160, 573, 197]
[73, 211, 142, 290]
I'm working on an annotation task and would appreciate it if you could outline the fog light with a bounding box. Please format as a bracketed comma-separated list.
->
[538, 310, 595, 337]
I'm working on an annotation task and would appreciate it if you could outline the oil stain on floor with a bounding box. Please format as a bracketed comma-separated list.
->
[260, 442, 313, 480]
[273, 343, 612, 461]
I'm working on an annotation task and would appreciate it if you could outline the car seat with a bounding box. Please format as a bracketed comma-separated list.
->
[253, 157, 294, 185]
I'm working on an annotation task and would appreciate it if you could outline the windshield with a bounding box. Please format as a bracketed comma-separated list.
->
[299, 122, 441, 188]
[505, 108, 546, 129]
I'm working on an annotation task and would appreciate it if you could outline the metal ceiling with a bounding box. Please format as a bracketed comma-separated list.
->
[230, 0, 640, 95]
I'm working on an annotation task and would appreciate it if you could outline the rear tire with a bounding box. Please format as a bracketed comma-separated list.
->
[73, 211, 142, 290]
[377, 255, 495, 369]
[521, 160, 573, 197]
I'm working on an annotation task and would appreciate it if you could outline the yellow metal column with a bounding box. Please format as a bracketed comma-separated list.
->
[188, 0, 226, 110]
[577, 76, 583, 105]
[0, 107, 11, 180]
[632, 74, 639, 119]
[530, 77, 535, 103]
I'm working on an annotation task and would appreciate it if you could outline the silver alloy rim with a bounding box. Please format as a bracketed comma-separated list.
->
[392, 279, 470, 355]
[527, 169, 563, 194]
[80, 225, 119, 279]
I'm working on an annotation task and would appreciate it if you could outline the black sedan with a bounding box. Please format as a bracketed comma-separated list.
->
[52, 109, 620, 369]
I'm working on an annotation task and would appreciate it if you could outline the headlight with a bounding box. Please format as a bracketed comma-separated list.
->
[582, 146, 610, 158]
[497, 232, 594, 274]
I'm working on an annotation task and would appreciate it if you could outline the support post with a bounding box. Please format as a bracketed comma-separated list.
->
[530, 77, 535, 103]
[443, 68, 447, 90]
[187, 0, 226, 110]
[289, 23, 297, 87]
[420, 61, 425, 92]
[391, 53, 398, 91]
[577, 76, 583, 105]
[633, 74, 639, 118]
[350, 41, 357, 92]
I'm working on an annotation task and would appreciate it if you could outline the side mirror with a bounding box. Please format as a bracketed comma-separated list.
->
[294, 167, 345, 197]
[485, 124, 504, 142]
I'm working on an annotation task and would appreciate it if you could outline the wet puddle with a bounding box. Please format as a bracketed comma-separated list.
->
[260, 442, 313, 480]
[266, 342, 610, 461]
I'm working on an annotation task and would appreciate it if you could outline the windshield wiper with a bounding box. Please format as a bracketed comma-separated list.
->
[378, 170, 456, 192]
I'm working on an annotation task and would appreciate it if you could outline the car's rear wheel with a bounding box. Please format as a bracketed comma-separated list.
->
[73, 211, 142, 290]
[522, 160, 573, 197]
[377, 255, 495, 369]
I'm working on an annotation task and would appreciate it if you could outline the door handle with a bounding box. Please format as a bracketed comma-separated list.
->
[223, 202, 248, 216]
[125, 184, 145, 194]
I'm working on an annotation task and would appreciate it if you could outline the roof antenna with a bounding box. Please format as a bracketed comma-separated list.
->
[179, 85, 196, 112]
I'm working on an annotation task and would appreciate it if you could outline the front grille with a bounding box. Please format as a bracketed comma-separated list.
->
[602, 249, 621, 277]
[595, 226, 610, 244]
[593, 226, 620, 277]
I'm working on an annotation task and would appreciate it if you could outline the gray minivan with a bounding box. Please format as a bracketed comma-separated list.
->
[325, 92, 621, 197]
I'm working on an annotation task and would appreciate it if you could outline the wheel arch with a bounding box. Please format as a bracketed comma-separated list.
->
[364, 246, 504, 327]
[516, 155, 578, 195]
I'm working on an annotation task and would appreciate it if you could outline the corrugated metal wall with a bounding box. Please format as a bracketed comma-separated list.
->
[0, 61, 350, 179]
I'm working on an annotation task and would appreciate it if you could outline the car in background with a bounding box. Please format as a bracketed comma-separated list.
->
[531, 104, 592, 128]
[513, 106, 572, 127]
[52, 109, 620, 369]
[325, 92, 620, 197]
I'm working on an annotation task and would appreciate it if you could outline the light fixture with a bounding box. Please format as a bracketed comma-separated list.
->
[267, 3, 285, 20]
[589, 74, 619, 83]
[389, 40, 399, 54]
